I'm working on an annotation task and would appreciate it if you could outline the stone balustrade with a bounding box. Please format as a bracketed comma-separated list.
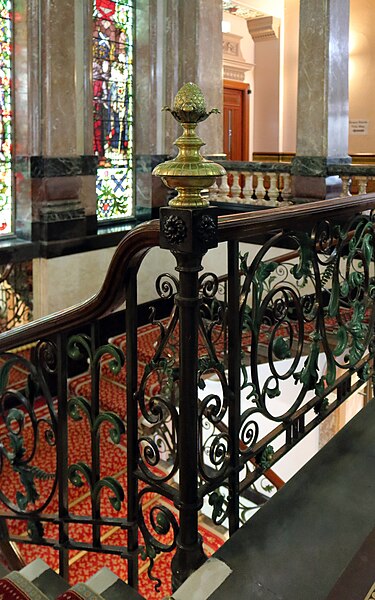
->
[209, 161, 293, 207]
[209, 161, 375, 206]
[331, 164, 375, 197]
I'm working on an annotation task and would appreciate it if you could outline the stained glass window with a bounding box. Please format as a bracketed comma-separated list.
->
[93, 0, 133, 222]
[0, 2, 13, 235]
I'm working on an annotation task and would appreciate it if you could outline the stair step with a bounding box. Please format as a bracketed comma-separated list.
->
[0, 560, 146, 600]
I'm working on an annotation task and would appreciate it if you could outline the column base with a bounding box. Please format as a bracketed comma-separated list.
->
[292, 175, 343, 204]
[171, 534, 207, 592]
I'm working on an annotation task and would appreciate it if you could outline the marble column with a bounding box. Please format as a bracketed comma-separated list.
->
[135, 0, 224, 214]
[14, 0, 97, 243]
[292, 0, 350, 201]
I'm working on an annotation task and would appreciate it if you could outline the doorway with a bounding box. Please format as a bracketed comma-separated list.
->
[223, 80, 250, 161]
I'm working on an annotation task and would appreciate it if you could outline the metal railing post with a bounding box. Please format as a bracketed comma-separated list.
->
[153, 83, 226, 590]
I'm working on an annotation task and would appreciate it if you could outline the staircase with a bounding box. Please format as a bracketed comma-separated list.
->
[0, 559, 145, 599]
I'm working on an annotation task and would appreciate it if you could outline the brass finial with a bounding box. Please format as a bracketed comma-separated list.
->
[153, 83, 226, 208]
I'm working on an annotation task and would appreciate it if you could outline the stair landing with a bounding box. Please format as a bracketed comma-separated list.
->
[188, 398, 375, 600]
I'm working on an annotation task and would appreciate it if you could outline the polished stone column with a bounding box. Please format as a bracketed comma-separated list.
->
[135, 0, 224, 214]
[292, 0, 350, 201]
[14, 0, 97, 243]
[164, 0, 223, 156]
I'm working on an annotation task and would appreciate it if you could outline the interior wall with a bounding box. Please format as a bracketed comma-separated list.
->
[281, 0, 299, 153]
[253, 36, 280, 152]
[348, 0, 375, 154]
[222, 13, 254, 159]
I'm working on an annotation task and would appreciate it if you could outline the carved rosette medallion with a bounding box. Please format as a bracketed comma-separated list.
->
[162, 215, 187, 245]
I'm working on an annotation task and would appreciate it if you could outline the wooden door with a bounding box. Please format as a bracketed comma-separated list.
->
[223, 81, 249, 161]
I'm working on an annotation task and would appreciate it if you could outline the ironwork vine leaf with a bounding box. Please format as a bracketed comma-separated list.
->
[358, 363, 371, 382]
[325, 353, 336, 386]
[273, 336, 291, 360]
[347, 302, 367, 365]
[209, 491, 225, 524]
[242, 304, 252, 331]
[291, 237, 312, 281]
[349, 271, 364, 288]
[333, 326, 348, 357]
[264, 377, 281, 399]
[294, 336, 320, 390]
[340, 280, 349, 298]
[239, 251, 249, 273]
[255, 261, 278, 285]
[327, 278, 339, 317]
[361, 233, 373, 265]
[15, 467, 40, 510]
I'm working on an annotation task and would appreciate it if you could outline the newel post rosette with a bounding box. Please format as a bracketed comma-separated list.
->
[152, 83, 226, 590]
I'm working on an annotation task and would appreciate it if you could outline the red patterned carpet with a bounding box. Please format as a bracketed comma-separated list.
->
[0, 324, 226, 598]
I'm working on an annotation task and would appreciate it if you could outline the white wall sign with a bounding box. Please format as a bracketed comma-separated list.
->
[349, 119, 369, 135]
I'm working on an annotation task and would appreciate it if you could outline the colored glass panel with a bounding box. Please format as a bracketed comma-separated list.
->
[93, 0, 133, 221]
[0, 2, 13, 235]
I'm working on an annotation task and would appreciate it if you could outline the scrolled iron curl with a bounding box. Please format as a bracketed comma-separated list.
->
[138, 487, 179, 591]
[137, 395, 179, 482]
[239, 408, 259, 455]
[155, 273, 179, 299]
[67, 334, 92, 362]
[199, 272, 219, 298]
[0, 397, 58, 514]
[139, 436, 160, 468]
[199, 393, 227, 425]
[35, 340, 58, 375]
[208, 433, 230, 468]
[311, 219, 337, 264]
[38, 417, 56, 447]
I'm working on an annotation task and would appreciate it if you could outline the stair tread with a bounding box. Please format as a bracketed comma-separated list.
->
[206, 398, 375, 600]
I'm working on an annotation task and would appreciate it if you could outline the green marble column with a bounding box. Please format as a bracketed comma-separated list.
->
[292, 0, 350, 201]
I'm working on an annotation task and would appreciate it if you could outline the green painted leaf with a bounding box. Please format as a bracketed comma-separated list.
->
[333, 326, 348, 356]
[273, 336, 291, 360]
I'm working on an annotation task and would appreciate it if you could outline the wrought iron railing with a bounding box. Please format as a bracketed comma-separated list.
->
[0, 84, 375, 595]
[0, 191, 375, 585]
[0, 262, 32, 332]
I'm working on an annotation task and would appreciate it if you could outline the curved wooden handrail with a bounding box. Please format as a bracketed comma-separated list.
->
[0, 220, 160, 350]
[0, 192, 374, 352]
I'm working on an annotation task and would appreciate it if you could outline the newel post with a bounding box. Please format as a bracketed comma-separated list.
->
[153, 83, 226, 590]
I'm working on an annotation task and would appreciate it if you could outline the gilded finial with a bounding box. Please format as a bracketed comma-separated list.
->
[153, 83, 226, 208]
[163, 82, 220, 124]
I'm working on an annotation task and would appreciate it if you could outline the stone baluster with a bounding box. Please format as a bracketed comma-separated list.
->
[242, 172, 254, 204]
[268, 173, 280, 206]
[340, 175, 351, 197]
[218, 173, 230, 202]
[357, 176, 368, 195]
[209, 178, 220, 201]
[230, 171, 242, 202]
[282, 172, 292, 203]
[254, 172, 265, 204]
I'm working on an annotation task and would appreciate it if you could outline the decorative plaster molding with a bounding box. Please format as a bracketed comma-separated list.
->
[223, 0, 266, 20]
[222, 32, 253, 82]
[247, 16, 280, 41]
